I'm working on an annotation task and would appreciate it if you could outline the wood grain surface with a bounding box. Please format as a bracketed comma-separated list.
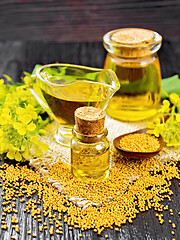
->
[0, 40, 180, 240]
[0, 0, 179, 42]
[0, 39, 180, 82]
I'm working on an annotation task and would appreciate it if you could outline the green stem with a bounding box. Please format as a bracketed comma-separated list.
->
[170, 106, 175, 128]
[33, 116, 51, 134]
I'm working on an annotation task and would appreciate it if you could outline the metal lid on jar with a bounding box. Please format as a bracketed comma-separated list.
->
[103, 28, 162, 58]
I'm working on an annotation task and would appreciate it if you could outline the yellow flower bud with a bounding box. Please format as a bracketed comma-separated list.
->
[176, 113, 180, 122]
[170, 93, 180, 105]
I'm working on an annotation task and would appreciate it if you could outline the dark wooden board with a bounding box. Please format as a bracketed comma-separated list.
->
[0, 40, 180, 240]
[0, 39, 180, 81]
[0, 0, 180, 42]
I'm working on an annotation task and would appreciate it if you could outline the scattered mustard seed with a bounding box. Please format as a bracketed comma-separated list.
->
[1, 224, 7, 230]
[164, 205, 168, 210]
[172, 223, 176, 228]
[49, 226, 53, 235]
[160, 220, 164, 224]
[11, 216, 18, 224]
[39, 226, 43, 231]
[0, 156, 179, 236]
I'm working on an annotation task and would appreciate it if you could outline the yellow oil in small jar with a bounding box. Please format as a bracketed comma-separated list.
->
[71, 144, 109, 181]
[103, 28, 162, 121]
[71, 107, 110, 181]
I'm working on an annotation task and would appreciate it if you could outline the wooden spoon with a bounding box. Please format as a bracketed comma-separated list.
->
[113, 128, 164, 159]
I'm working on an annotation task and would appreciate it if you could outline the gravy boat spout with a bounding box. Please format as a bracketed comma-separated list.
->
[31, 63, 120, 146]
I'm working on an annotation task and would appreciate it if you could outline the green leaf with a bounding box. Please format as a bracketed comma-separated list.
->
[84, 72, 99, 81]
[42, 66, 99, 84]
[23, 71, 31, 77]
[161, 75, 180, 99]
[42, 67, 60, 76]
[32, 64, 42, 75]
[3, 74, 14, 83]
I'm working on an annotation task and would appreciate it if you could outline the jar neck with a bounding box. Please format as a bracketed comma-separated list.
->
[105, 45, 160, 59]
[72, 127, 108, 143]
[107, 52, 158, 67]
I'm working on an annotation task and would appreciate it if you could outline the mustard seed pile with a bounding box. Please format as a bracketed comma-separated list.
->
[0, 153, 179, 237]
[119, 133, 160, 152]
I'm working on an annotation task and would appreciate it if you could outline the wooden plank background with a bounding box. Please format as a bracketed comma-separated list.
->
[0, 39, 180, 84]
[0, 1, 180, 239]
[0, 0, 179, 42]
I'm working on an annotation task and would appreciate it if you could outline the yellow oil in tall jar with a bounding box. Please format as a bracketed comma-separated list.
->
[103, 28, 162, 121]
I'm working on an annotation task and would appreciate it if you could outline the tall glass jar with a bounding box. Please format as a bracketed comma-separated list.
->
[71, 107, 109, 181]
[103, 28, 162, 121]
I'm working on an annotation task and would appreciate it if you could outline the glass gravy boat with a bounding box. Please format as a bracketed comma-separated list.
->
[31, 63, 120, 147]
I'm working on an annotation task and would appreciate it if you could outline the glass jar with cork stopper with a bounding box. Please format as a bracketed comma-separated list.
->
[103, 28, 162, 121]
[71, 106, 109, 181]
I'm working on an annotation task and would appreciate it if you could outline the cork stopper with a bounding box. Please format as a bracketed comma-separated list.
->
[75, 107, 106, 135]
[111, 28, 154, 45]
